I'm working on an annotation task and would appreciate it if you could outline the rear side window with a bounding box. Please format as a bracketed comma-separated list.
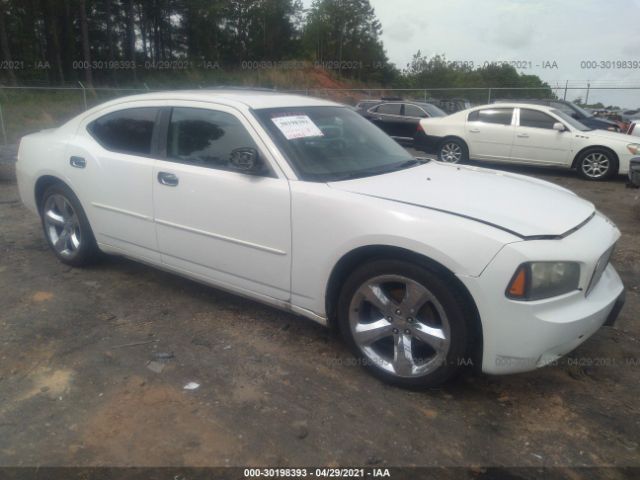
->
[519, 109, 557, 129]
[376, 103, 402, 115]
[88, 107, 158, 156]
[470, 108, 514, 125]
[166, 107, 258, 172]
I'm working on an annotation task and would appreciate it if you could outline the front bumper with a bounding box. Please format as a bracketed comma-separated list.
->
[459, 212, 624, 375]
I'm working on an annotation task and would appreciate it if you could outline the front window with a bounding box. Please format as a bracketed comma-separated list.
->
[417, 103, 447, 118]
[519, 109, 557, 129]
[254, 106, 420, 182]
[166, 107, 260, 172]
[550, 109, 592, 131]
[404, 104, 428, 118]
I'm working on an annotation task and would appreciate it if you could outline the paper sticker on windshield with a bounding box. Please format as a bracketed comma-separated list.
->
[271, 115, 324, 140]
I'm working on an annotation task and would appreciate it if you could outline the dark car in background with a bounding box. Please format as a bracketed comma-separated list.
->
[426, 97, 472, 114]
[629, 157, 640, 187]
[357, 99, 447, 143]
[493, 99, 621, 132]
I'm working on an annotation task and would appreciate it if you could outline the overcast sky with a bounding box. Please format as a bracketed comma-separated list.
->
[304, 0, 640, 107]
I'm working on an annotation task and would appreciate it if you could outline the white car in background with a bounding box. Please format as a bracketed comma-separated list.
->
[414, 102, 640, 180]
[16, 90, 625, 388]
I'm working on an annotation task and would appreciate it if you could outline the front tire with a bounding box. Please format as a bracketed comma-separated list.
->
[437, 138, 468, 164]
[337, 259, 471, 388]
[576, 148, 618, 180]
[41, 183, 100, 267]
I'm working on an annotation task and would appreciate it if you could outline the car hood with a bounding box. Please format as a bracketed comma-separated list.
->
[328, 162, 595, 238]
[586, 116, 618, 127]
[578, 128, 637, 143]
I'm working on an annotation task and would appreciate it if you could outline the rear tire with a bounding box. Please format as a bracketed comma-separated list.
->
[576, 148, 618, 180]
[337, 259, 472, 389]
[40, 183, 100, 267]
[437, 138, 468, 163]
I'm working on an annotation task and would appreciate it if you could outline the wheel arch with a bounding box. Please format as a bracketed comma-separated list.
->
[324, 244, 483, 368]
[438, 135, 470, 159]
[571, 145, 619, 170]
[439, 135, 468, 148]
[34, 175, 74, 214]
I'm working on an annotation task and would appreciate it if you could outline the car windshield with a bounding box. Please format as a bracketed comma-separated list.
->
[254, 106, 422, 182]
[551, 109, 592, 131]
[570, 102, 594, 118]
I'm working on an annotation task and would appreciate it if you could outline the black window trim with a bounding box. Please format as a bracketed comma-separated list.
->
[86, 106, 163, 158]
[156, 105, 277, 178]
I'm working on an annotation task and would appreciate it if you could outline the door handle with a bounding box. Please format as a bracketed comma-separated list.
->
[469, 128, 480, 133]
[517, 133, 529, 138]
[157, 171, 179, 186]
[70, 156, 86, 168]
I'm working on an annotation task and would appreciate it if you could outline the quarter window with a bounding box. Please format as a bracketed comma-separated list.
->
[166, 107, 259, 172]
[88, 107, 158, 155]
[375, 103, 402, 115]
[519, 109, 557, 129]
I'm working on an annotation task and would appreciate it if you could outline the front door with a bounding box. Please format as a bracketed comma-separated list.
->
[510, 108, 573, 165]
[152, 105, 292, 301]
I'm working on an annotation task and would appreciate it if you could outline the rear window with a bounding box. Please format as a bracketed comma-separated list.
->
[468, 108, 513, 125]
[88, 107, 158, 156]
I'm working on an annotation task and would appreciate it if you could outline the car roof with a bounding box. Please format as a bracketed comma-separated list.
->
[470, 103, 561, 112]
[91, 89, 342, 111]
[494, 98, 570, 106]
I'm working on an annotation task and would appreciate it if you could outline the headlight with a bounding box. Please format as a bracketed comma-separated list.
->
[628, 143, 640, 155]
[506, 262, 580, 301]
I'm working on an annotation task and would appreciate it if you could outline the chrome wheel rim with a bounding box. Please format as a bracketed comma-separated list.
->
[582, 152, 610, 178]
[439, 142, 462, 163]
[349, 275, 451, 378]
[43, 194, 81, 258]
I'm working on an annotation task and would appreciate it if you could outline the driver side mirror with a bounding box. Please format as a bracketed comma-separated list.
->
[230, 147, 263, 174]
[553, 122, 566, 132]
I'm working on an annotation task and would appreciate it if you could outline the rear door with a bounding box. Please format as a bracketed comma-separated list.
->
[369, 103, 405, 138]
[66, 105, 161, 262]
[511, 108, 573, 165]
[465, 107, 515, 160]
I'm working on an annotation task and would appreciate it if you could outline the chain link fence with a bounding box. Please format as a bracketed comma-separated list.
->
[0, 84, 638, 146]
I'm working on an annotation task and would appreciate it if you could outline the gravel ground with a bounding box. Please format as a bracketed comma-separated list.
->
[0, 153, 638, 477]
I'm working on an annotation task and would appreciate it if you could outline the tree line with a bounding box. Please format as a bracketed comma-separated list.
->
[0, 0, 553, 97]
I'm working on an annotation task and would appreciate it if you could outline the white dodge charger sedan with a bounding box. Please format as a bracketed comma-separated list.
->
[414, 102, 640, 180]
[16, 90, 625, 388]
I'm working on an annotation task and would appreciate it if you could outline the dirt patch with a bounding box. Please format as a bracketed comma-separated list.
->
[80, 376, 241, 466]
[31, 291, 54, 302]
